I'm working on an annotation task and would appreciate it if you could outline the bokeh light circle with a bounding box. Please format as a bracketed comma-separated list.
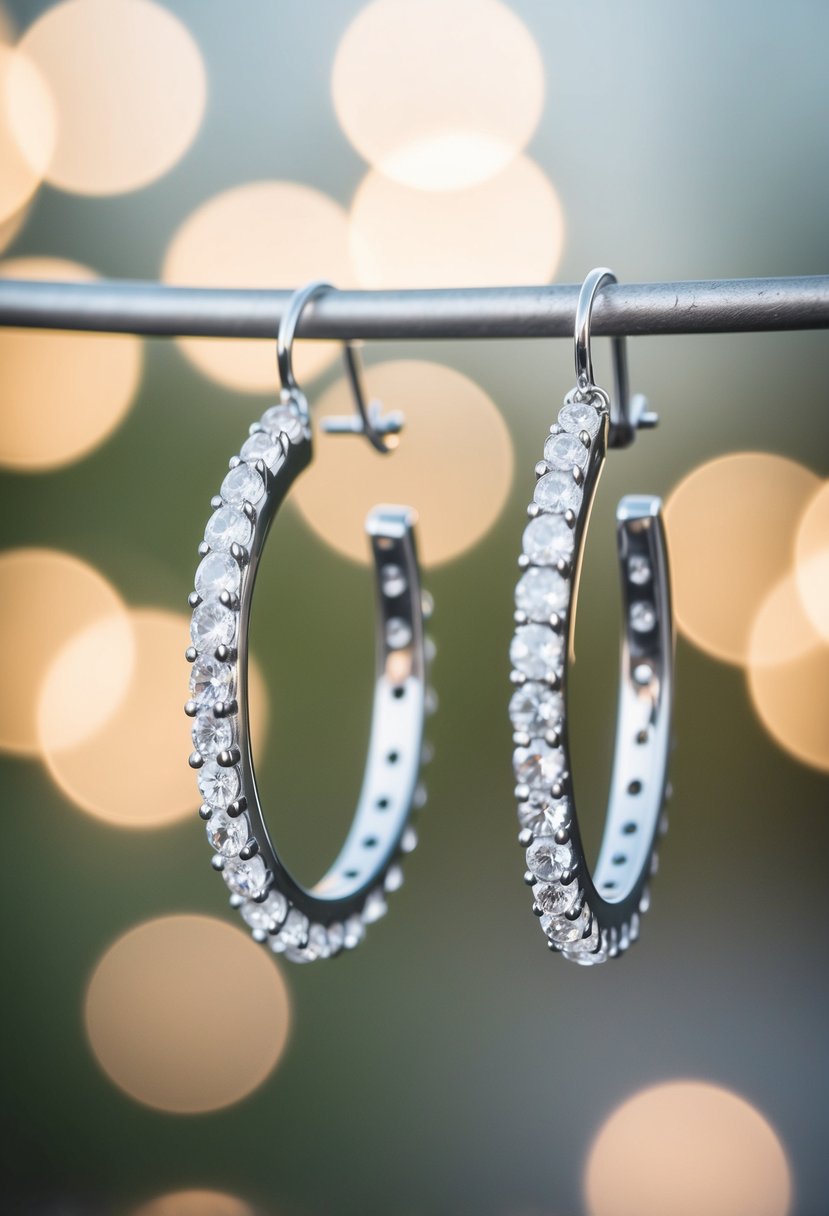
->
[163, 181, 353, 391]
[17, 0, 205, 195]
[132, 1192, 256, 1216]
[350, 155, 564, 288]
[0, 548, 127, 755]
[664, 452, 819, 665]
[332, 0, 544, 191]
[748, 574, 829, 773]
[795, 480, 829, 640]
[38, 607, 268, 828]
[293, 360, 513, 567]
[85, 915, 290, 1113]
[0, 257, 142, 470]
[585, 1080, 792, 1216]
[0, 42, 55, 223]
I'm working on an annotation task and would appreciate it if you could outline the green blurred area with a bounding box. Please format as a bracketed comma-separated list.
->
[2, 2, 829, 1214]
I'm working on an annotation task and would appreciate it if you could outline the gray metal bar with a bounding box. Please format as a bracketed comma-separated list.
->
[0, 276, 827, 340]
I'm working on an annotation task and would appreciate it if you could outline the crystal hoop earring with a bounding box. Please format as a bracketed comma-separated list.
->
[185, 281, 431, 963]
[509, 268, 674, 965]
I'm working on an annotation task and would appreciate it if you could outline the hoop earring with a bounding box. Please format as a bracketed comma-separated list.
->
[509, 268, 674, 965]
[186, 281, 430, 963]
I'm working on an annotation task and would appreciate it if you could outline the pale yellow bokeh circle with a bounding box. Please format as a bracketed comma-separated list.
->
[38, 608, 269, 828]
[0, 41, 55, 223]
[332, 0, 544, 191]
[293, 360, 513, 567]
[0, 548, 127, 755]
[748, 574, 829, 773]
[350, 155, 564, 289]
[163, 181, 353, 392]
[585, 1080, 792, 1216]
[0, 257, 142, 470]
[664, 452, 819, 665]
[132, 1192, 255, 1216]
[17, 0, 205, 195]
[795, 480, 829, 641]
[85, 915, 291, 1113]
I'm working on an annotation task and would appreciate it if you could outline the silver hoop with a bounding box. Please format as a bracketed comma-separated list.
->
[509, 268, 674, 965]
[185, 285, 431, 963]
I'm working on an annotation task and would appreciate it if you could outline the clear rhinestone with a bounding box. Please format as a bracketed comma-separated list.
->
[559, 401, 602, 438]
[222, 855, 268, 899]
[628, 554, 652, 585]
[526, 835, 573, 882]
[630, 601, 657, 632]
[362, 889, 388, 924]
[509, 681, 564, 736]
[344, 914, 366, 948]
[522, 514, 575, 565]
[518, 793, 572, 835]
[240, 891, 287, 933]
[534, 879, 579, 916]
[197, 761, 240, 808]
[544, 432, 589, 470]
[513, 739, 565, 788]
[541, 903, 590, 944]
[515, 566, 569, 620]
[277, 908, 309, 949]
[240, 431, 284, 470]
[204, 506, 252, 553]
[221, 462, 265, 507]
[194, 552, 240, 599]
[563, 923, 608, 964]
[510, 624, 563, 680]
[205, 809, 248, 856]
[189, 656, 234, 709]
[261, 403, 304, 443]
[326, 922, 345, 954]
[285, 923, 329, 964]
[192, 713, 233, 757]
[534, 471, 582, 514]
[190, 601, 236, 652]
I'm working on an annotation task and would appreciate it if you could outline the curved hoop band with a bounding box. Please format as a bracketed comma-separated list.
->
[186, 305, 429, 963]
[509, 271, 674, 965]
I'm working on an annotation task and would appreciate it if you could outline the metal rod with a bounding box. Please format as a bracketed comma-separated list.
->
[0, 276, 828, 340]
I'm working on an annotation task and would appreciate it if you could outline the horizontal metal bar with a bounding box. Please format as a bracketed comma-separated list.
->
[0, 276, 828, 340]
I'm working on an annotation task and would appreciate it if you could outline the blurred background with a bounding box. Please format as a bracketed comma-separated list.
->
[1, 1, 828, 1214]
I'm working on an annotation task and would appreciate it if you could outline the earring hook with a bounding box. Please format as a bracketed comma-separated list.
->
[575, 268, 657, 448]
[277, 280, 404, 455]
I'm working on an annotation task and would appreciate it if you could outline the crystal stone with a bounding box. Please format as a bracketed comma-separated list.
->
[541, 903, 590, 944]
[544, 431, 589, 470]
[221, 462, 265, 507]
[559, 400, 602, 438]
[509, 681, 564, 736]
[261, 403, 304, 443]
[285, 923, 329, 964]
[277, 908, 309, 949]
[197, 760, 240, 808]
[509, 624, 563, 680]
[240, 431, 284, 471]
[205, 808, 248, 856]
[515, 566, 569, 620]
[362, 889, 388, 924]
[222, 854, 268, 899]
[534, 878, 579, 916]
[190, 601, 236, 652]
[522, 513, 575, 565]
[189, 655, 234, 709]
[192, 712, 233, 757]
[513, 739, 565, 788]
[517, 792, 572, 835]
[194, 552, 240, 600]
[205, 505, 252, 553]
[534, 471, 582, 515]
[240, 890, 287, 933]
[627, 554, 652, 585]
[630, 601, 657, 633]
[344, 914, 366, 949]
[526, 835, 573, 882]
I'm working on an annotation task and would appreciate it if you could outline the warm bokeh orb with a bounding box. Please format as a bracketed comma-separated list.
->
[795, 480, 829, 640]
[664, 452, 819, 664]
[17, 0, 205, 195]
[332, 0, 544, 190]
[350, 155, 564, 288]
[0, 256, 142, 470]
[131, 1192, 256, 1216]
[585, 1080, 792, 1216]
[85, 915, 291, 1113]
[293, 360, 513, 567]
[748, 574, 829, 773]
[38, 607, 268, 828]
[163, 181, 353, 392]
[0, 548, 127, 755]
[0, 41, 55, 222]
